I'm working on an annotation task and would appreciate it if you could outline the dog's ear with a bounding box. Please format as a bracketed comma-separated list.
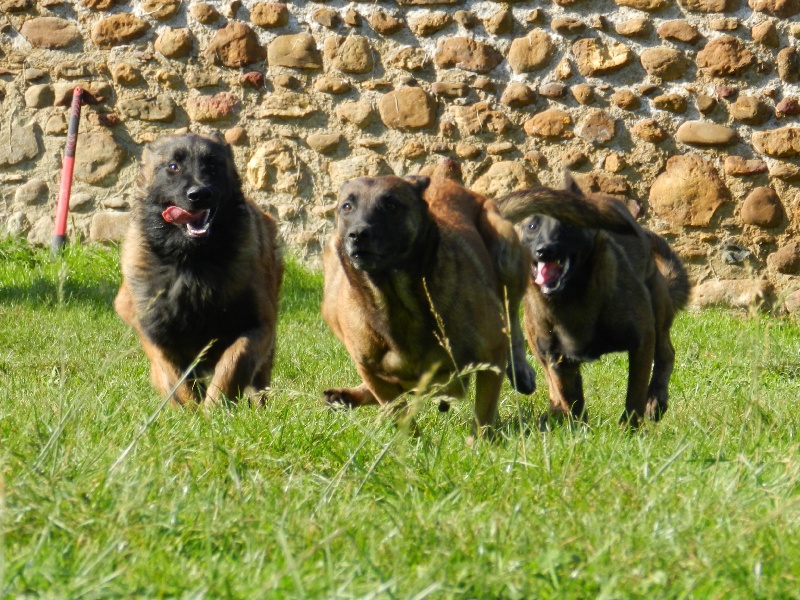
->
[563, 171, 586, 197]
[403, 175, 430, 197]
[204, 129, 227, 145]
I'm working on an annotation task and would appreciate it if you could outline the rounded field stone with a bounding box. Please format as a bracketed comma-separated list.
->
[267, 33, 321, 69]
[206, 22, 266, 67]
[409, 12, 451, 36]
[435, 37, 503, 73]
[751, 20, 779, 47]
[776, 98, 800, 118]
[189, 2, 219, 24]
[676, 121, 736, 145]
[777, 47, 800, 83]
[576, 109, 615, 144]
[450, 102, 511, 135]
[767, 243, 800, 274]
[572, 38, 633, 76]
[640, 47, 689, 80]
[500, 82, 535, 107]
[24, 84, 54, 108]
[724, 156, 768, 176]
[753, 127, 800, 157]
[649, 153, 729, 226]
[336, 100, 375, 128]
[524, 108, 572, 138]
[616, 18, 649, 37]
[91, 14, 149, 49]
[730, 96, 768, 125]
[369, 11, 404, 34]
[140, 0, 180, 20]
[307, 133, 341, 154]
[251, 2, 289, 28]
[314, 76, 351, 94]
[378, 87, 436, 130]
[572, 83, 594, 105]
[741, 187, 783, 227]
[507, 30, 555, 73]
[20, 17, 80, 49]
[748, 0, 800, 17]
[186, 92, 240, 122]
[632, 119, 668, 143]
[696, 36, 754, 77]
[74, 131, 125, 185]
[324, 35, 374, 74]
[612, 89, 640, 110]
[472, 161, 535, 199]
[155, 28, 192, 58]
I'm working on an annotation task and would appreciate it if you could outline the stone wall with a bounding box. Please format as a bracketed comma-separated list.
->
[1, 0, 799, 309]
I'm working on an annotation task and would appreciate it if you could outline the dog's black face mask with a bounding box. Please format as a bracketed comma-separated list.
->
[336, 176, 431, 274]
[521, 214, 595, 296]
[143, 134, 240, 242]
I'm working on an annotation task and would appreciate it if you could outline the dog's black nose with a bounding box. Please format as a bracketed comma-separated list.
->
[187, 186, 212, 206]
[534, 245, 557, 262]
[348, 227, 369, 243]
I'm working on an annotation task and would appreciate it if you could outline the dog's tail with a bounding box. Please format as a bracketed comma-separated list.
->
[496, 187, 638, 235]
[648, 231, 691, 311]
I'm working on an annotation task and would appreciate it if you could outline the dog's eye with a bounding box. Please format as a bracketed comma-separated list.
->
[341, 202, 353, 213]
[167, 163, 179, 173]
[527, 220, 539, 231]
[385, 200, 398, 212]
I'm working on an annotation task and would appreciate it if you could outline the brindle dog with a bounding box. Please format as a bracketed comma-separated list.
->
[321, 175, 536, 436]
[115, 133, 283, 407]
[497, 175, 690, 427]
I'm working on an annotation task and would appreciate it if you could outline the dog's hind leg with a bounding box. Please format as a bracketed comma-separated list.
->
[324, 366, 404, 409]
[323, 384, 380, 408]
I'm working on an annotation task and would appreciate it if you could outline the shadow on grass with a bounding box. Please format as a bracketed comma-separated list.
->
[0, 278, 118, 309]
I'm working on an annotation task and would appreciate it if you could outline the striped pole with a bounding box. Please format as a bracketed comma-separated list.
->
[51, 86, 83, 257]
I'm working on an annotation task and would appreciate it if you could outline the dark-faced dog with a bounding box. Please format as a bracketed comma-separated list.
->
[321, 175, 537, 436]
[497, 175, 690, 427]
[115, 133, 283, 407]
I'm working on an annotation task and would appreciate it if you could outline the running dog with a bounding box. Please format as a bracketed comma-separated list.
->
[115, 133, 283, 407]
[497, 175, 690, 427]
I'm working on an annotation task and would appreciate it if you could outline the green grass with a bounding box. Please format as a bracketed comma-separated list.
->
[1, 237, 800, 598]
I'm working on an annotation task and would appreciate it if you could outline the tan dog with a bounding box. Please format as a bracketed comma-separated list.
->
[115, 133, 283, 407]
[323, 174, 579, 436]
[497, 175, 690, 427]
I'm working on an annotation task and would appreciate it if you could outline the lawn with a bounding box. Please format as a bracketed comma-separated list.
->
[1, 237, 799, 599]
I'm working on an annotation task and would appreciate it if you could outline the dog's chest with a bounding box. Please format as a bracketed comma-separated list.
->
[542, 310, 640, 362]
[138, 268, 256, 351]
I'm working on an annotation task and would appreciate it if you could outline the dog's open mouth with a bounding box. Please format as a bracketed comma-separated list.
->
[534, 258, 570, 294]
[162, 206, 214, 238]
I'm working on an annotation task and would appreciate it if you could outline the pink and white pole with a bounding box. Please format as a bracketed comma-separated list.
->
[51, 86, 83, 257]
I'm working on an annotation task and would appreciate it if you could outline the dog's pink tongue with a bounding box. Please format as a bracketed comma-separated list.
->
[535, 262, 562, 287]
[162, 206, 201, 225]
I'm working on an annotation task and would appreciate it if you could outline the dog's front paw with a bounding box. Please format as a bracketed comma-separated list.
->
[619, 410, 643, 429]
[645, 393, 668, 422]
[507, 361, 536, 395]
